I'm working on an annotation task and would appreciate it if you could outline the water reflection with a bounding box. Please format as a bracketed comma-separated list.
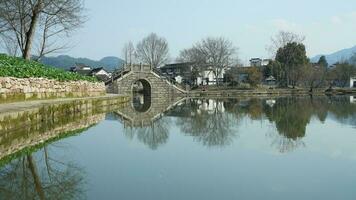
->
[0, 145, 85, 200]
[115, 95, 356, 151]
[123, 118, 171, 150]
[175, 99, 237, 147]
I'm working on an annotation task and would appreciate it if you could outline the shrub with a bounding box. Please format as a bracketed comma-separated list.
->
[0, 54, 97, 82]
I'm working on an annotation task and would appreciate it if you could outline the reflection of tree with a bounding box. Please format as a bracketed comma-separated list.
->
[264, 98, 311, 138]
[263, 97, 311, 152]
[176, 99, 237, 147]
[0, 145, 85, 200]
[124, 118, 170, 150]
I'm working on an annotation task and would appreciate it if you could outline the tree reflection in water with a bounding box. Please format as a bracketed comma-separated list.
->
[0, 145, 85, 200]
[123, 118, 171, 150]
[171, 96, 356, 152]
[117, 95, 356, 152]
[176, 99, 238, 147]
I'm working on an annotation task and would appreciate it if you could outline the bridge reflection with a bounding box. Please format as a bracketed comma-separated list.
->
[113, 95, 356, 151]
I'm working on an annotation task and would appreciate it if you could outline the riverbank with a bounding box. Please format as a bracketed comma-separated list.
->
[0, 94, 130, 163]
[0, 55, 106, 103]
[0, 94, 129, 114]
[188, 87, 356, 97]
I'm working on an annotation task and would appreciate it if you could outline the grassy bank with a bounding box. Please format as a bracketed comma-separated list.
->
[0, 54, 97, 82]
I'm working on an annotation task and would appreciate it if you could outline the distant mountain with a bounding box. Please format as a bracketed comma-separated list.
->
[39, 55, 125, 72]
[311, 45, 356, 65]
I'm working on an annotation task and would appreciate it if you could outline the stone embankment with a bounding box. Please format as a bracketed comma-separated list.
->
[0, 77, 106, 103]
[0, 94, 129, 162]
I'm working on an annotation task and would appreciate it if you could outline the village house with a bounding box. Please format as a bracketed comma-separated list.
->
[249, 58, 271, 67]
[70, 63, 111, 81]
[350, 76, 356, 88]
[159, 62, 226, 86]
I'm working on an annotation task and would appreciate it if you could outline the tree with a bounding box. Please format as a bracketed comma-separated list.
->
[275, 42, 309, 88]
[317, 55, 328, 68]
[350, 53, 356, 65]
[303, 64, 327, 92]
[247, 67, 262, 87]
[329, 62, 356, 87]
[122, 41, 136, 65]
[179, 37, 238, 85]
[267, 31, 305, 58]
[0, 0, 85, 60]
[0, 36, 19, 56]
[136, 33, 169, 68]
[265, 60, 283, 83]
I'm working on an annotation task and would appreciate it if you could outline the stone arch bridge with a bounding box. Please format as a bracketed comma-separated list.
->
[105, 65, 187, 99]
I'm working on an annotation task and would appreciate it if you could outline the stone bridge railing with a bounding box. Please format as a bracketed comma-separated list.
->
[105, 64, 187, 97]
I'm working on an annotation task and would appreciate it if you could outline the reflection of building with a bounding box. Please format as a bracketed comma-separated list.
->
[266, 99, 276, 107]
[351, 96, 356, 103]
[197, 99, 225, 114]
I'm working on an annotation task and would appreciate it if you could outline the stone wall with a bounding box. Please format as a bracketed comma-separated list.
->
[0, 77, 106, 103]
[0, 95, 129, 161]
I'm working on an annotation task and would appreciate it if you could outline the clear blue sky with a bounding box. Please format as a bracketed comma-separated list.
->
[66, 0, 356, 62]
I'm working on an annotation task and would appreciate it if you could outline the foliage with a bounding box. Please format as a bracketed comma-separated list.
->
[317, 55, 328, 68]
[0, 54, 97, 82]
[264, 60, 282, 81]
[267, 31, 305, 57]
[179, 37, 238, 85]
[275, 42, 309, 87]
[303, 64, 327, 91]
[0, 0, 85, 60]
[247, 67, 262, 87]
[327, 62, 356, 87]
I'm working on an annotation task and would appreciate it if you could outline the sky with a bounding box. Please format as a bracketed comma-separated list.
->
[64, 0, 356, 63]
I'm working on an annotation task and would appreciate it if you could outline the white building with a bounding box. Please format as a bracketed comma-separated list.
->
[249, 58, 271, 67]
[350, 76, 356, 88]
[196, 68, 226, 85]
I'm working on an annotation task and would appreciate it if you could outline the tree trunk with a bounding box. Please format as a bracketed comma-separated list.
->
[23, 1, 43, 60]
[27, 155, 46, 200]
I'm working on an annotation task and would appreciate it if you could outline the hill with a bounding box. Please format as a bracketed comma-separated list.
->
[39, 55, 125, 72]
[311, 45, 356, 65]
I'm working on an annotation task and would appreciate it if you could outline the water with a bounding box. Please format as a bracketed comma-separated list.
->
[1, 96, 356, 200]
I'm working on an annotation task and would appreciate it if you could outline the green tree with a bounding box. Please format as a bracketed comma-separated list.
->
[317, 55, 328, 68]
[247, 67, 262, 87]
[275, 42, 309, 88]
[265, 60, 282, 83]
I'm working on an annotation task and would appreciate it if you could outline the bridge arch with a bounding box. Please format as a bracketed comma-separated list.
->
[131, 79, 152, 112]
[105, 65, 187, 98]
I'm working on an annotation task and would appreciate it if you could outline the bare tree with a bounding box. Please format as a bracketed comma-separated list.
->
[179, 37, 238, 85]
[0, 0, 85, 60]
[267, 31, 306, 58]
[122, 41, 136, 65]
[136, 33, 169, 68]
[303, 64, 327, 92]
[0, 36, 19, 56]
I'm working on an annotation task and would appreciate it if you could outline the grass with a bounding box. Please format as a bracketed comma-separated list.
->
[0, 54, 97, 82]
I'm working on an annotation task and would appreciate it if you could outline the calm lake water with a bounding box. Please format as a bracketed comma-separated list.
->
[1, 95, 356, 200]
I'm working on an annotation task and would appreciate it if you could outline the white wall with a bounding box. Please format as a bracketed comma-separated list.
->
[350, 77, 356, 88]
